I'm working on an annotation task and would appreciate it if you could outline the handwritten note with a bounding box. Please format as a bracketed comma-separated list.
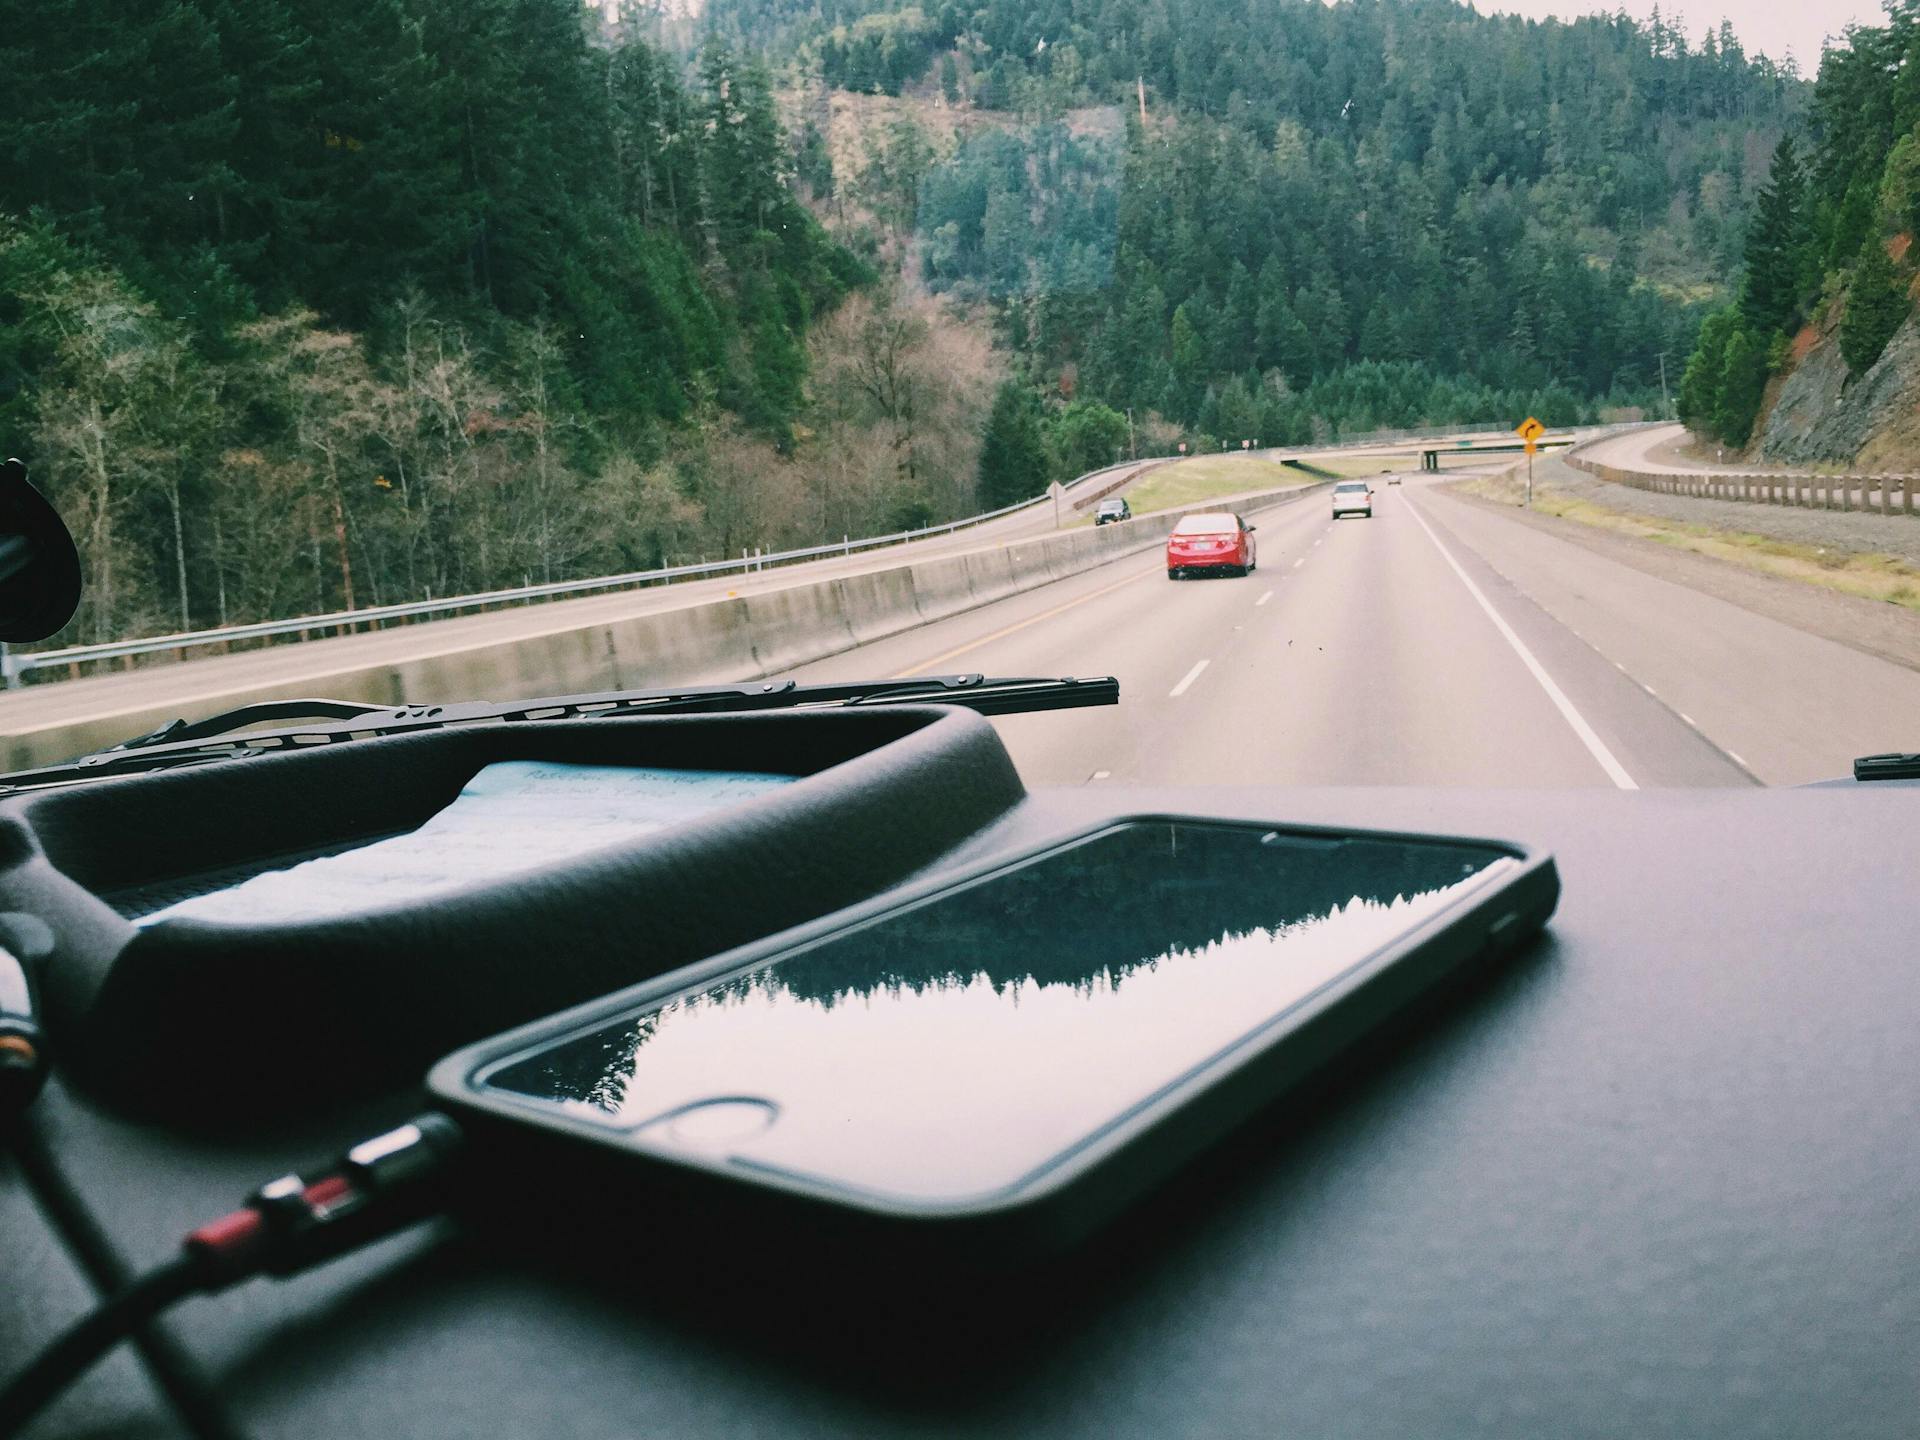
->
[135, 762, 796, 928]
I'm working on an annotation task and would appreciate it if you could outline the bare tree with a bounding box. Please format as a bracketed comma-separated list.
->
[14, 253, 204, 639]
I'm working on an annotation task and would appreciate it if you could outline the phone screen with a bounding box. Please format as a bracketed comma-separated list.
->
[478, 822, 1517, 1205]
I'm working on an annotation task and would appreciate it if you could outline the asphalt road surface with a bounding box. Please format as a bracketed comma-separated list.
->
[783, 470, 1920, 788]
[0, 431, 1547, 757]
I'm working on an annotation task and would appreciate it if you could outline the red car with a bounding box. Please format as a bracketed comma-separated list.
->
[1166, 512, 1257, 579]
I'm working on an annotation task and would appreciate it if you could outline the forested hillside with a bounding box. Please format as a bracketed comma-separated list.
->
[1680, 5, 1920, 458]
[1, 0, 1803, 650]
[0, 0, 980, 648]
[720, 0, 1803, 483]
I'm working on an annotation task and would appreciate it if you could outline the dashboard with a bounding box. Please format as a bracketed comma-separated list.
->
[8, 751, 1918, 1439]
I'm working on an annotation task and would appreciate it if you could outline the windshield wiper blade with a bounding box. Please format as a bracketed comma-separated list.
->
[0, 674, 1119, 793]
[1853, 752, 1920, 782]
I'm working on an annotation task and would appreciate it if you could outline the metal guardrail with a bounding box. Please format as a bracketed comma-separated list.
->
[1563, 430, 1919, 518]
[1571, 459, 1919, 516]
[0, 425, 1614, 688]
[0, 461, 1158, 688]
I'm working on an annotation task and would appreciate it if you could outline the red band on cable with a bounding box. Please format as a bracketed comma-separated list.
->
[189, 1208, 266, 1255]
[302, 1175, 355, 1211]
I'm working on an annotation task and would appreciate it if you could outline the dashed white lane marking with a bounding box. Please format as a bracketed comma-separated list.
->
[1090, 770, 1111, 781]
[1402, 496, 1638, 791]
[1313, 537, 1323, 547]
[1169, 659, 1210, 698]
[1256, 590, 1274, 606]
[1292, 558, 1304, 569]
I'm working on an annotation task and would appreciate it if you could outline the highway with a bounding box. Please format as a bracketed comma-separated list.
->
[9, 429, 1916, 788]
[1577, 422, 1762, 474]
[0, 432, 1509, 764]
[784, 468, 1920, 788]
[0, 455, 1162, 730]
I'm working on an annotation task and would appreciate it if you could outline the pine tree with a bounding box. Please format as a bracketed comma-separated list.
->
[977, 382, 1048, 507]
[1711, 325, 1770, 445]
[1169, 302, 1209, 419]
[1678, 305, 1736, 434]
[1840, 237, 1910, 378]
[1738, 134, 1810, 336]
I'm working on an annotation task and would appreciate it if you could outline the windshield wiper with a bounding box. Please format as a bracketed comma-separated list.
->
[0, 674, 1119, 793]
[1853, 752, 1920, 782]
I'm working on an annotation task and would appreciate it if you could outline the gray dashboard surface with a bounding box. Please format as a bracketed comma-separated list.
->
[2, 1148, 188, 1440]
[13, 786, 1920, 1438]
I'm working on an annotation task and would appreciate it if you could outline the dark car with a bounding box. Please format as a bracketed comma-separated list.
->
[1095, 497, 1132, 525]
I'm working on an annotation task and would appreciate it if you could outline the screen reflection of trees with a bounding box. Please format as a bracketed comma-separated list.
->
[495, 823, 1499, 1110]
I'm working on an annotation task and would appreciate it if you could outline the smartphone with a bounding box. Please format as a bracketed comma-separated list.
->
[431, 818, 1557, 1263]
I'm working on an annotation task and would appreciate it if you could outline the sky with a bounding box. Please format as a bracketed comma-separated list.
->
[1482, 0, 1888, 71]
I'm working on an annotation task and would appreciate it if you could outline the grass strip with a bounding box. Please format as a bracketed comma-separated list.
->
[1454, 471, 1920, 612]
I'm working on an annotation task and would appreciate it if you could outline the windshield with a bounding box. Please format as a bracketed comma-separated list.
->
[2, 0, 1914, 791]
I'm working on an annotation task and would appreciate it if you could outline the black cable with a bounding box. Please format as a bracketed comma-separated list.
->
[1, 1112, 463, 1437]
[0, 1254, 204, 1436]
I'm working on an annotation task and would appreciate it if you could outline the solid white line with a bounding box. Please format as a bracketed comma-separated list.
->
[1169, 659, 1210, 698]
[1402, 498, 1638, 790]
[1680, 712, 1697, 727]
[1728, 751, 1747, 767]
[1256, 590, 1274, 606]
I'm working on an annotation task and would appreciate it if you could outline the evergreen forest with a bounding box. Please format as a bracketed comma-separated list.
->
[0, 0, 1815, 648]
[1681, 2, 1920, 447]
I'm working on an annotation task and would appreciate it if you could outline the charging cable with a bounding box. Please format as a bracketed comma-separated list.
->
[0, 1112, 464, 1435]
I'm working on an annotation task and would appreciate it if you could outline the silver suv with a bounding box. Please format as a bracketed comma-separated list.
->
[1331, 481, 1373, 519]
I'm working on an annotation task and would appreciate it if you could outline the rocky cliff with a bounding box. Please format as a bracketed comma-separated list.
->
[1757, 309, 1920, 468]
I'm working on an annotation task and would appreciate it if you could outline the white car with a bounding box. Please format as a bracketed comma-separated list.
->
[1331, 481, 1373, 519]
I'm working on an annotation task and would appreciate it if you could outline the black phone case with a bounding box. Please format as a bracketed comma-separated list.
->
[429, 817, 1559, 1271]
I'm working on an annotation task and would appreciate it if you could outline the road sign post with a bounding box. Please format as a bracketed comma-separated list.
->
[1515, 417, 1545, 507]
[1048, 479, 1065, 530]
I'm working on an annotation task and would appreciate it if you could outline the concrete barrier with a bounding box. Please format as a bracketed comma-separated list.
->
[742, 583, 857, 675]
[605, 596, 755, 690]
[833, 567, 920, 646]
[395, 619, 624, 703]
[905, 553, 979, 625]
[1, 482, 1322, 770]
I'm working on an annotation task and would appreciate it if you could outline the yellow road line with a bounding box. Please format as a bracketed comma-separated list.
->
[897, 563, 1161, 677]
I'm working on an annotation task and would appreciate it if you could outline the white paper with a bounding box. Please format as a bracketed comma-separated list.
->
[135, 761, 796, 928]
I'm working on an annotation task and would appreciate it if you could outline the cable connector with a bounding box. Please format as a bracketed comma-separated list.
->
[1, 1114, 464, 1433]
[184, 1113, 465, 1288]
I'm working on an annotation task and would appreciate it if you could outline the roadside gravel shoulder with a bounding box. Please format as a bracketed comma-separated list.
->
[1533, 454, 1920, 565]
[1443, 459, 1920, 674]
